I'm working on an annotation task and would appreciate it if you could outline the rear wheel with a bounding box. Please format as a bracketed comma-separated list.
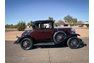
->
[20, 38, 33, 50]
[67, 37, 81, 49]
[53, 31, 66, 44]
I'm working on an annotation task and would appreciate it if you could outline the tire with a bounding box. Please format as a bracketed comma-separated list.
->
[53, 31, 66, 44]
[67, 37, 81, 49]
[20, 38, 33, 50]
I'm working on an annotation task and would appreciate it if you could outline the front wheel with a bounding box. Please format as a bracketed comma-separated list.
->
[20, 38, 33, 50]
[67, 37, 81, 49]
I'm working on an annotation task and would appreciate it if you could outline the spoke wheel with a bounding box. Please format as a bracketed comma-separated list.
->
[21, 38, 33, 50]
[67, 37, 80, 49]
[53, 31, 66, 44]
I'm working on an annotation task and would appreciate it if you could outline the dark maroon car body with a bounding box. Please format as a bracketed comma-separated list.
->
[15, 20, 84, 50]
[15, 20, 77, 43]
[22, 28, 72, 42]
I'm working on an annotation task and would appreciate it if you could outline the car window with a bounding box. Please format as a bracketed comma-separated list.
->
[32, 24, 40, 29]
[41, 23, 52, 29]
[32, 22, 53, 30]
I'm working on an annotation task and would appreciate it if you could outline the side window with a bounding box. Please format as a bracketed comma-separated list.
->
[44, 23, 52, 29]
[32, 24, 40, 29]
[44, 24, 49, 28]
[32, 22, 53, 30]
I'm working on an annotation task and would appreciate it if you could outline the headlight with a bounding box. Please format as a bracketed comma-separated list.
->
[71, 28, 76, 34]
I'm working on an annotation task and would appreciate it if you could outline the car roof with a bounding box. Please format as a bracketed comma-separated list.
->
[33, 20, 54, 24]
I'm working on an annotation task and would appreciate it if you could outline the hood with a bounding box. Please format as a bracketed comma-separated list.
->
[54, 27, 72, 34]
[54, 27, 72, 30]
[21, 30, 32, 36]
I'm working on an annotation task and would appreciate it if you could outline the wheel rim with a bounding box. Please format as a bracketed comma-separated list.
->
[22, 40, 31, 49]
[70, 39, 79, 48]
[56, 34, 65, 42]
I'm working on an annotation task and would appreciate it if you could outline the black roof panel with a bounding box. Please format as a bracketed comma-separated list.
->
[33, 20, 54, 24]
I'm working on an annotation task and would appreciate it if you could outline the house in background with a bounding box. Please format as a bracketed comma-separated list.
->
[77, 21, 89, 27]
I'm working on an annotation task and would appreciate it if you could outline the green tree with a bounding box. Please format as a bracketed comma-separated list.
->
[48, 17, 53, 20]
[64, 15, 73, 22]
[64, 15, 77, 25]
[17, 21, 26, 31]
[86, 24, 89, 27]
[27, 21, 32, 27]
[5, 24, 17, 28]
[72, 18, 77, 25]
[54, 20, 64, 26]
[58, 20, 64, 25]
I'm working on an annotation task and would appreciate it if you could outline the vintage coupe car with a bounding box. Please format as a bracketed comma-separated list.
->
[15, 20, 84, 50]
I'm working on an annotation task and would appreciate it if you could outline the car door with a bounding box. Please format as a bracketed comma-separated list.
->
[31, 29, 44, 40]
[31, 28, 54, 41]
[41, 28, 54, 40]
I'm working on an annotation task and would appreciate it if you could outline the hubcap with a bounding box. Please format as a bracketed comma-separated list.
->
[56, 34, 64, 42]
[23, 40, 30, 48]
[70, 39, 79, 47]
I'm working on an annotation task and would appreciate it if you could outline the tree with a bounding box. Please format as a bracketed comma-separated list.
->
[58, 20, 64, 25]
[64, 15, 77, 25]
[64, 15, 73, 22]
[5, 24, 17, 28]
[17, 21, 26, 31]
[54, 20, 64, 26]
[48, 17, 53, 20]
[27, 21, 32, 27]
[72, 18, 77, 25]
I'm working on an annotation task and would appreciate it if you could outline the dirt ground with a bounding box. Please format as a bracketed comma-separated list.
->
[5, 26, 89, 41]
[5, 37, 89, 63]
[5, 26, 89, 63]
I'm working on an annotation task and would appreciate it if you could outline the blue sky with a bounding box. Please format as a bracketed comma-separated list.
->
[5, 0, 89, 24]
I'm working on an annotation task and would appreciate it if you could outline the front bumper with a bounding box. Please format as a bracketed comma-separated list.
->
[14, 36, 21, 44]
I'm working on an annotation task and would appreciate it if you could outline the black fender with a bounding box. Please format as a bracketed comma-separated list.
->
[62, 34, 80, 42]
[68, 34, 80, 37]
[14, 35, 33, 44]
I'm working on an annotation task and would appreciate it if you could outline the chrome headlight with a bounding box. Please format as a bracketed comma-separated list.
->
[71, 28, 76, 34]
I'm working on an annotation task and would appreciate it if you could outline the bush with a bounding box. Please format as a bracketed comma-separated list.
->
[5, 24, 17, 29]
[86, 24, 89, 27]
[17, 22, 26, 31]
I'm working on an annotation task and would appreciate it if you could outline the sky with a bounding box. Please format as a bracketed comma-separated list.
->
[5, 0, 89, 24]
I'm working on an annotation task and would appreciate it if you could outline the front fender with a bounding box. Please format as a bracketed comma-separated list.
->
[68, 34, 80, 37]
[14, 35, 32, 44]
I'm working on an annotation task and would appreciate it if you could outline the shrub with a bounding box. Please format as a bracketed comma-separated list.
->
[17, 21, 26, 31]
[5, 24, 17, 29]
[86, 24, 89, 27]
